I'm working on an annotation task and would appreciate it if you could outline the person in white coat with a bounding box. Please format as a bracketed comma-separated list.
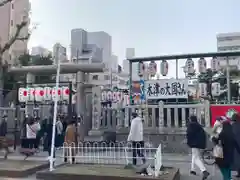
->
[127, 112, 146, 165]
[26, 117, 41, 149]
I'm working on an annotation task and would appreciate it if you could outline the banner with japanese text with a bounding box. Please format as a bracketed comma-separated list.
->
[145, 79, 188, 99]
[210, 105, 240, 126]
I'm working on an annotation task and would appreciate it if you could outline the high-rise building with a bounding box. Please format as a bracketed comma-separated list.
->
[70, 28, 88, 60]
[87, 31, 112, 67]
[0, 0, 30, 65]
[111, 55, 118, 73]
[70, 28, 103, 64]
[217, 32, 240, 69]
[53, 43, 67, 64]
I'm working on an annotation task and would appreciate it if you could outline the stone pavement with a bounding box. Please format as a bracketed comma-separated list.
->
[0, 150, 229, 180]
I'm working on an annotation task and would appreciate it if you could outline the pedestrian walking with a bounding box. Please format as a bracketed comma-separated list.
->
[127, 112, 146, 166]
[231, 113, 240, 178]
[0, 115, 10, 159]
[26, 117, 41, 149]
[186, 115, 210, 180]
[64, 119, 77, 163]
[212, 121, 240, 180]
[55, 115, 63, 147]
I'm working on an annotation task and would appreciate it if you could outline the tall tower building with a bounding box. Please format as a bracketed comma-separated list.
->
[87, 31, 112, 67]
[70, 28, 88, 60]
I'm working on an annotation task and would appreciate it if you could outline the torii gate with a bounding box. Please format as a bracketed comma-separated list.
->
[8, 62, 106, 117]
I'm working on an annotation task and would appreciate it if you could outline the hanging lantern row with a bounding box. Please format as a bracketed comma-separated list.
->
[185, 57, 221, 74]
[198, 82, 221, 97]
[138, 60, 169, 77]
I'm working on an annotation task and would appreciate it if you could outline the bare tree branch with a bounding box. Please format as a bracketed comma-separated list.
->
[0, 21, 28, 54]
[0, 0, 13, 7]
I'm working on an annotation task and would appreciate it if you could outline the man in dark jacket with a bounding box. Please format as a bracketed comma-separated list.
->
[186, 115, 209, 180]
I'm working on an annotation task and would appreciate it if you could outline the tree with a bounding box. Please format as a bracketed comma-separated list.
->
[0, 0, 30, 106]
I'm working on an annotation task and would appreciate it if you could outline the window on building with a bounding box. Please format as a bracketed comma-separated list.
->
[92, 75, 98, 80]
[104, 75, 110, 80]
[11, 20, 13, 26]
[11, 3, 14, 9]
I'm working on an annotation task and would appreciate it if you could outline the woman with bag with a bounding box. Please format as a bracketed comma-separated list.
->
[212, 121, 240, 180]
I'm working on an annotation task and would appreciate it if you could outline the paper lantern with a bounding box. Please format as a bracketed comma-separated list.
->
[185, 58, 195, 74]
[101, 91, 107, 101]
[148, 61, 157, 77]
[198, 58, 207, 73]
[52, 87, 62, 101]
[138, 61, 145, 76]
[107, 91, 112, 101]
[211, 82, 221, 96]
[44, 87, 52, 101]
[160, 60, 168, 76]
[112, 92, 117, 102]
[211, 57, 220, 71]
[117, 92, 123, 102]
[28, 88, 35, 101]
[199, 83, 207, 97]
[35, 87, 44, 102]
[18, 88, 28, 102]
[62, 86, 70, 101]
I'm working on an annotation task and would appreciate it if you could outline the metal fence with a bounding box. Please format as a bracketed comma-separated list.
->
[58, 141, 162, 176]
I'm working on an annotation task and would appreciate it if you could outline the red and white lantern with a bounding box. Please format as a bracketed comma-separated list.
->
[28, 88, 35, 101]
[52, 87, 62, 101]
[18, 88, 28, 102]
[117, 92, 123, 102]
[112, 92, 117, 102]
[43, 87, 52, 101]
[35, 87, 44, 102]
[62, 87, 70, 101]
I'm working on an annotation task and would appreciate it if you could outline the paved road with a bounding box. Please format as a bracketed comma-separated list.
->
[0, 150, 234, 180]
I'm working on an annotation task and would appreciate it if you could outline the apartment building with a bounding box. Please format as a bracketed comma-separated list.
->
[217, 32, 240, 69]
[0, 0, 30, 65]
[31, 46, 51, 57]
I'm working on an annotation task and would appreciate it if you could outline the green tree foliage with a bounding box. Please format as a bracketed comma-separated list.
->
[3, 54, 54, 98]
[197, 68, 239, 101]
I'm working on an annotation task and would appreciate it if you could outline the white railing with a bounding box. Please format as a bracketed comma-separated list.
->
[58, 142, 162, 177]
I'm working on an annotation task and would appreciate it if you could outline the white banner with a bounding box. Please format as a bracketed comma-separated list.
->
[145, 79, 188, 99]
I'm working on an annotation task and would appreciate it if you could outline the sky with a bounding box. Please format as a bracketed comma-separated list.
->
[28, 0, 240, 78]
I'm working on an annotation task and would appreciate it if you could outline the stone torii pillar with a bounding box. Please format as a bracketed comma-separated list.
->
[76, 71, 85, 116]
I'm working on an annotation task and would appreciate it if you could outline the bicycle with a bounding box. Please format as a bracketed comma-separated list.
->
[202, 148, 215, 165]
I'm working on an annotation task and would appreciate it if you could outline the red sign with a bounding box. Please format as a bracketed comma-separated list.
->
[210, 105, 240, 126]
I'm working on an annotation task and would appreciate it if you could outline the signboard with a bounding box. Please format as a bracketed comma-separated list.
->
[145, 79, 188, 99]
[210, 105, 239, 126]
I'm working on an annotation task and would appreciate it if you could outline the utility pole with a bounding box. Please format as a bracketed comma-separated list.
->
[50, 45, 60, 171]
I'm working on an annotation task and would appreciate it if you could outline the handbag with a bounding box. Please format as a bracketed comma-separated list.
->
[213, 144, 223, 158]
